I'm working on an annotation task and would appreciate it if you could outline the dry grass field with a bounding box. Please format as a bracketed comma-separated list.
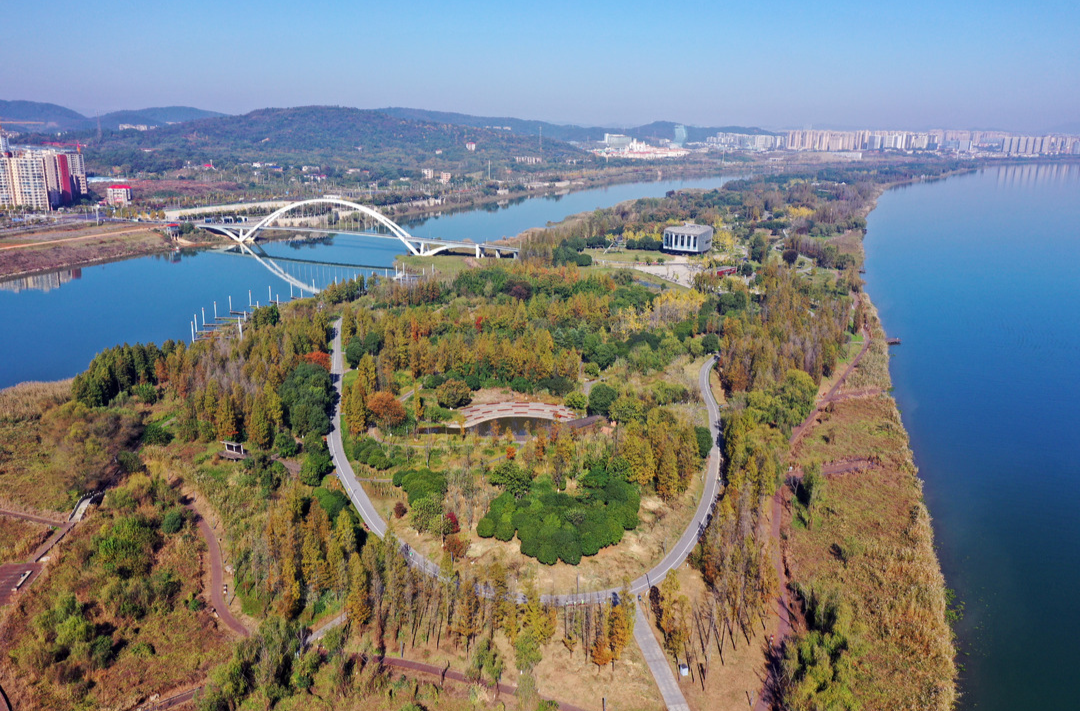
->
[0, 516, 52, 563]
[0, 506, 233, 710]
[785, 393, 956, 710]
[0, 223, 172, 278]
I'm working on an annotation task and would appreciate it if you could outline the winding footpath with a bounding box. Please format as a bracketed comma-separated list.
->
[327, 319, 723, 708]
[186, 500, 251, 638]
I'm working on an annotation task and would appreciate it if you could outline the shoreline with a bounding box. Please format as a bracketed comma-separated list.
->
[0, 164, 734, 284]
[775, 181, 958, 706]
[0, 159, 995, 285]
[0, 238, 224, 283]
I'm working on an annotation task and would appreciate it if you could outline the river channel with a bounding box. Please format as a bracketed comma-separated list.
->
[0, 175, 734, 388]
[864, 163, 1080, 711]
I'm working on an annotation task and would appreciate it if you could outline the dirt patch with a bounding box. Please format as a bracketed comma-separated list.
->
[0, 225, 167, 279]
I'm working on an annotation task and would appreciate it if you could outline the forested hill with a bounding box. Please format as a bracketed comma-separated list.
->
[37, 106, 584, 176]
[1, 100, 224, 131]
[381, 106, 781, 143]
[96, 106, 227, 129]
[0, 99, 88, 130]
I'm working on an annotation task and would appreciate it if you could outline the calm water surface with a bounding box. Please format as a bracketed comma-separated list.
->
[864, 163, 1080, 711]
[0, 175, 734, 388]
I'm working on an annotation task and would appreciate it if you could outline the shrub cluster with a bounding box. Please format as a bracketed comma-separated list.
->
[351, 436, 394, 470]
[391, 467, 449, 534]
[477, 461, 640, 566]
[392, 467, 447, 506]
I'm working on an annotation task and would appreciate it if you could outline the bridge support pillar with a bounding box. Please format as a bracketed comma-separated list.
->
[475, 244, 482, 258]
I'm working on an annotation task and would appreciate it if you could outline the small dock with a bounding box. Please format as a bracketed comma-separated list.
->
[886, 337, 902, 345]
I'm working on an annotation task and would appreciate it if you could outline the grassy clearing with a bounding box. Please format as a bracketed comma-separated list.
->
[343, 602, 664, 711]
[396, 254, 475, 280]
[786, 393, 956, 709]
[370, 454, 707, 596]
[0, 401, 140, 513]
[503, 621, 663, 711]
[0, 380, 72, 422]
[585, 247, 685, 264]
[827, 230, 865, 267]
[0, 516, 52, 563]
[795, 395, 912, 469]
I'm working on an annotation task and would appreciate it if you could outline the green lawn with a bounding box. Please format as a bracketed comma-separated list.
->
[395, 254, 474, 278]
[586, 247, 676, 263]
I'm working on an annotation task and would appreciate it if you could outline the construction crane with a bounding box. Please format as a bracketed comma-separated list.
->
[44, 141, 87, 154]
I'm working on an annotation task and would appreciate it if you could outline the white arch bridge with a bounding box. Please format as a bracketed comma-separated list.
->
[198, 198, 519, 259]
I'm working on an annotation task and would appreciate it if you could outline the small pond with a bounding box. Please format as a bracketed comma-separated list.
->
[417, 416, 559, 440]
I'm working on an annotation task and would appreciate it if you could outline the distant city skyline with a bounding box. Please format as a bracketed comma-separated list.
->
[2, 0, 1077, 134]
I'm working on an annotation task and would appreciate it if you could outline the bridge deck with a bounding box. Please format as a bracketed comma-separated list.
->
[249, 226, 520, 251]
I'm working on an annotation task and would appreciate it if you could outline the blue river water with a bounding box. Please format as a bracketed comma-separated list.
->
[0, 175, 734, 388]
[864, 163, 1080, 711]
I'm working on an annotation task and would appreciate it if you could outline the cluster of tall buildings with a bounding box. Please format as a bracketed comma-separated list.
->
[785, 129, 934, 152]
[998, 135, 1075, 156]
[782, 128, 1080, 156]
[706, 133, 783, 151]
[0, 135, 88, 210]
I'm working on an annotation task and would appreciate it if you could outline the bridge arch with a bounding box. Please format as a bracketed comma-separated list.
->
[198, 198, 518, 259]
[245, 198, 420, 255]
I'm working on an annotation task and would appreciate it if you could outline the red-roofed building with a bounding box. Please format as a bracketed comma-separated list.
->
[106, 185, 132, 206]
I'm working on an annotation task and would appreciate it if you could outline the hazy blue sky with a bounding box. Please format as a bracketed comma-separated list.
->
[3, 0, 1078, 132]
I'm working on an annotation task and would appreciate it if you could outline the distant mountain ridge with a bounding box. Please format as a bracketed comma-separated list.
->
[23, 105, 583, 177]
[97, 106, 227, 129]
[0, 100, 226, 132]
[5, 99, 778, 145]
[380, 107, 780, 143]
[0, 100, 88, 130]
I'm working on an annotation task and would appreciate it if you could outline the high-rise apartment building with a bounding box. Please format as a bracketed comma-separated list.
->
[0, 147, 87, 210]
[7, 154, 50, 210]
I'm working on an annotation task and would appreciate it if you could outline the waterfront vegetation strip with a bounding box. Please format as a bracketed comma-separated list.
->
[781, 307, 956, 710]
